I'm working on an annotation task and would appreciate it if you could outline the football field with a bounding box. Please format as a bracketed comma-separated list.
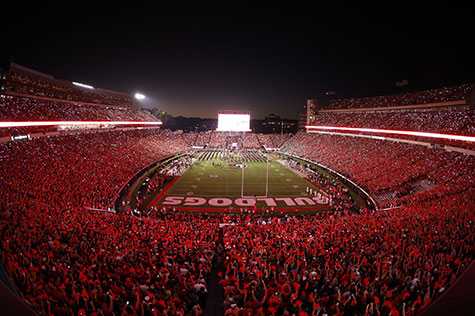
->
[149, 151, 330, 212]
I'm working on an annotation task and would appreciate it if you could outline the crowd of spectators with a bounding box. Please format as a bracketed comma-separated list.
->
[135, 157, 193, 210]
[242, 134, 261, 149]
[209, 132, 230, 148]
[279, 156, 355, 212]
[0, 95, 157, 138]
[1, 209, 217, 316]
[219, 189, 474, 316]
[6, 70, 132, 107]
[324, 84, 474, 110]
[217, 130, 474, 316]
[256, 134, 290, 149]
[281, 132, 474, 208]
[1, 129, 188, 211]
[1, 125, 474, 315]
[311, 109, 474, 137]
[176, 132, 199, 147]
[1, 82, 475, 316]
[0, 95, 155, 122]
[309, 109, 475, 149]
[194, 132, 212, 147]
[191, 132, 289, 150]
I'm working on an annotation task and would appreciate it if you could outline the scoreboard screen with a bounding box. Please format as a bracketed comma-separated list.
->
[217, 111, 251, 132]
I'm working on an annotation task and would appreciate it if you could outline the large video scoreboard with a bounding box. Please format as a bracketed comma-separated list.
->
[217, 110, 251, 132]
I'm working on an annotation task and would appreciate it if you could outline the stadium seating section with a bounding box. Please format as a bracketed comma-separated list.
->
[6, 66, 132, 107]
[0, 95, 158, 138]
[309, 110, 475, 149]
[1, 84, 474, 316]
[323, 84, 474, 110]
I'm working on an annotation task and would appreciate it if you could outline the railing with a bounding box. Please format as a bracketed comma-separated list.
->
[279, 152, 378, 211]
[114, 153, 187, 211]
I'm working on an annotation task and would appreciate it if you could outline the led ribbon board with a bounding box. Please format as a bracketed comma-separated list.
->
[0, 121, 163, 128]
[305, 125, 475, 142]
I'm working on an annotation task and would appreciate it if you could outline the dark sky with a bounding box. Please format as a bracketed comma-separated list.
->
[2, 1, 474, 119]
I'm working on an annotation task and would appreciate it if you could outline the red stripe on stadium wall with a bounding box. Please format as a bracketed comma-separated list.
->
[148, 176, 181, 208]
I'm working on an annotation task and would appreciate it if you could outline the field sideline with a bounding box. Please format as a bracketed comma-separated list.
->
[149, 152, 330, 211]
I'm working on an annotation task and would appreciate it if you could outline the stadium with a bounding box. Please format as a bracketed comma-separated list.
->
[1, 3, 474, 316]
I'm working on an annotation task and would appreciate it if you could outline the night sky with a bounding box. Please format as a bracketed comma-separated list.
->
[2, 1, 474, 119]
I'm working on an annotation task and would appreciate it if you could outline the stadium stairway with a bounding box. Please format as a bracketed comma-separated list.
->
[203, 228, 225, 316]
[203, 261, 225, 316]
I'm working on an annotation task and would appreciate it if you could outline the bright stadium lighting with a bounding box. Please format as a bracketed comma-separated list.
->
[72, 82, 95, 89]
[305, 125, 475, 142]
[135, 93, 146, 100]
[0, 121, 162, 128]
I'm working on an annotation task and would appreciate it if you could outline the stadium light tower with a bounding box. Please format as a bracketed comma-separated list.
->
[135, 93, 146, 100]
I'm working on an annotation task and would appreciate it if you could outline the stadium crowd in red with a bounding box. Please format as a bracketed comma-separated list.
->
[324, 84, 474, 110]
[311, 110, 474, 137]
[6, 68, 133, 107]
[219, 134, 475, 316]
[1, 124, 473, 316]
[219, 195, 474, 316]
[1, 208, 218, 316]
[1, 129, 189, 211]
[256, 134, 289, 149]
[308, 109, 475, 149]
[1, 81, 474, 316]
[191, 131, 289, 150]
[282, 132, 474, 203]
[0, 95, 158, 138]
[135, 157, 193, 211]
[0, 96, 156, 122]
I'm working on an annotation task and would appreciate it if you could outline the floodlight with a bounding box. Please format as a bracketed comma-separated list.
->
[72, 82, 94, 89]
[135, 93, 146, 100]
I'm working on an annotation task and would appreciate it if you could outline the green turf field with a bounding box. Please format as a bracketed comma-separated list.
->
[150, 151, 330, 211]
